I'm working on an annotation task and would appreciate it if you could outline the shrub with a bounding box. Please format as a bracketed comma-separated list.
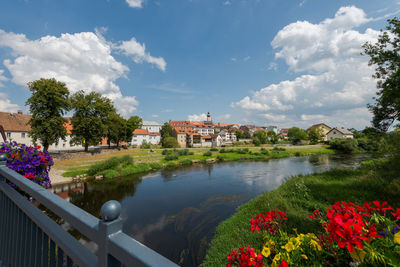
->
[180, 159, 193, 166]
[210, 148, 219, 151]
[273, 146, 286, 151]
[87, 156, 122, 176]
[0, 141, 53, 188]
[162, 136, 180, 148]
[216, 155, 224, 161]
[140, 140, 151, 149]
[164, 153, 179, 161]
[203, 151, 212, 157]
[162, 149, 169, 155]
[177, 149, 190, 156]
[100, 169, 119, 179]
[119, 154, 133, 167]
[260, 148, 270, 155]
[149, 162, 163, 169]
[329, 138, 358, 154]
[166, 161, 178, 169]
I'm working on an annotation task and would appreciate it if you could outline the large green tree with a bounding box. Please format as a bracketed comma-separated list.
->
[253, 130, 268, 145]
[105, 113, 127, 148]
[267, 131, 278, 144]
[70, 91, 116, 152]
[288, 127, 307, 145]
[25, 78, 70, 151]
[363, 18, 400, 131]
[126, 115, 143, 143]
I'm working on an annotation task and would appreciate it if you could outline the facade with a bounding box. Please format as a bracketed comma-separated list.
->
[326, 128, 354, 141]
[307, 123, 332, 141]
[279, 128, 290, 140]
[176, 132, 187, 148]
[0, 111, 83, 151]
[131, 129, 160, 146]
[193, 125, 214, 136]
[266, 126, 278, 134]
[142, 121, 162, 133]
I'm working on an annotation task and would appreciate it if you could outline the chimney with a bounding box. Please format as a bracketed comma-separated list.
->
[17, 110, 23, 115]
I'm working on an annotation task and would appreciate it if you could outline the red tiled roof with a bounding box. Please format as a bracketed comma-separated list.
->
[133, 129, 149, 135]
[0, 112, 31, 132]
[149, 132, 160, 136]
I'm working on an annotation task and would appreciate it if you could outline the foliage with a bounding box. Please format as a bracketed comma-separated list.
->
[0, 141, 53, 188]
[253, 131, 268, 145]
[273, 146, 286, 151]
[235, 130, 244, 139]
[203, 151, 212, 157]
[105, 112, 127, 147]
[267, 131, 278, 144]
[25, 78, 70, 151]
[70, 91, 116, 152]
[363, 18, 400, 131]
[164, 153, 179, 161]
[227, 201, 400, 266]
[87, 155, 133, 176]
[260, 148, 270, 155]
[210, 148, 219, 151]
[126, 116, 142, 142]
[140, 140, 152, 149]
[308, 128, 323, 144]
[180, 159, 193, 166]
[162, 136, 179, 148]
[329, 138, 359, 154]
[160, 123, 177, 145]
[288, 127, 308, 145]
[243, 131, 251, 139]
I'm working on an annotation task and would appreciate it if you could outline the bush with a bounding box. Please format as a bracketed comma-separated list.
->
[273, 146, 286, 151]
[180, 159, 193, 166]
[210, 148, 219, 151]
[177, 149, 190, 156]
[87, 156, 121, 176]
[203, 151, 212, 157]
[119, 155, 133, 167]
[100, 169, 119, 179]
[140, 141, 151, 149]
[329, 138, 358, 154]
[216, 155, 224, 161]
[164, 153, 179, 161]
[162, 149, 169, 155]
[260, 148, 269, 155]
[162, 136, 180, 148]
[149, 162, 163, 169]
[220, 148, 227, 153]
[166, 161, 178, 169]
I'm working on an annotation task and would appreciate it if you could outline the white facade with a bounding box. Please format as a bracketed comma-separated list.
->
[131, 131, 160, 146]
[142, 121, 162, 133]
[194, 127, 214, 136]
[219, 130, 237, 143]
[327, 128, 354, 141]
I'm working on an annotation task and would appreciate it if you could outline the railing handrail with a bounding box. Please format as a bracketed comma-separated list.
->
[0, 156, 179, 267]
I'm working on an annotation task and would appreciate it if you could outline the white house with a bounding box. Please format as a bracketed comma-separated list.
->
[326, 128, 354, 141]
[131, 129, 160, 146]
[193, 125, 214, 136]
[142, 121, 162, 133]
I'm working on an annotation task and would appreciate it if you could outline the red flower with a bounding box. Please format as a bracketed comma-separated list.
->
[392, 208, 400, 220]
[309, 209, 320, 218]
[23, 173, 35, 179]
[278, 259, 289, 267]
[372, 200, 394, 215]
[250, 210, 287, 235]
[226, 246, 263, 267]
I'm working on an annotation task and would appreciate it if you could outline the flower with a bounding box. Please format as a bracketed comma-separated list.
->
[278, 259, 289, 267]
[261, 246, 271, 258]
[226, 246, 263, 267]
[392, 208, 400, 220]
[349, 249, 366, 262]
[394, 232, 400, 245]
[309, 209, 320, 218]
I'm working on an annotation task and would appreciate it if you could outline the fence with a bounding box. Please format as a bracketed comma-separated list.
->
[0, 155, 179, 267]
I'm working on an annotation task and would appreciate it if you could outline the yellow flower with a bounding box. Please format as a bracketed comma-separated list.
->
[310, 239, 322, 251]
[282, 241, 296, 252]
[262, 246, 271, 258]
[301, 254, 308, 260]
[395, 232, 400, 245]
[265, 240, 276, 248]
[350, 249, 366, 262]
[273, 253, 281, 263]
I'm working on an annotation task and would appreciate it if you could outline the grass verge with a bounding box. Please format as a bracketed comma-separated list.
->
[202, 161, 400, 266]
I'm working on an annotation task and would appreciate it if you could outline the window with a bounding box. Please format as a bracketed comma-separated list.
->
[21, 133, 25, 138]
[6, 132, 11, 138]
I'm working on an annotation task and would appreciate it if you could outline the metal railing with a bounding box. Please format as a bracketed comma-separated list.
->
[0, 155, 179, 267]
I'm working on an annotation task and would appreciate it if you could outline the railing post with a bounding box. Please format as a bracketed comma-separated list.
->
[0, 154, 6, 181]
[98, 200, 123, 267]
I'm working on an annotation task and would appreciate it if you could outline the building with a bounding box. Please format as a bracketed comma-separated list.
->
[131, 129, 160, 146]
[326, 128, 354, 141]
[307, 123, 332, 141]
[176, 131, 187, 148]
[142, 121, 162, 133]
[279, 128, 290, 140]
[266, 126, 278, 134]
[0, 111, 83, 151]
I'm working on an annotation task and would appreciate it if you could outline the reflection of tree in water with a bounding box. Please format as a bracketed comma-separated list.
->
[68, 175, 143, 217]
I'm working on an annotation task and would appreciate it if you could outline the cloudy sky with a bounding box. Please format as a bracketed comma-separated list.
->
[0, 0, 399, 129]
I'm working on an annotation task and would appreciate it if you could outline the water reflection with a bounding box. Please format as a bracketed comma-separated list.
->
[51, 153, 370, 267]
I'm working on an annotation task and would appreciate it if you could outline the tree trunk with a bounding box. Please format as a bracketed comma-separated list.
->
[85, 142, 89, 152]
[43, 141, 49, 152]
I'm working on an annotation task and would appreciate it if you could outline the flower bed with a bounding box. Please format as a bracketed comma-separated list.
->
[0, 141, 53, 188]
[227, 201, 400, 266]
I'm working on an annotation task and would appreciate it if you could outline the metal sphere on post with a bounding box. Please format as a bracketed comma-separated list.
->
[0, 154, 6, 166]
[100, 200, 121, 222]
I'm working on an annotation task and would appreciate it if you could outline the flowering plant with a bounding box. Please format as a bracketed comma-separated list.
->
[0, 141, 53, 189]
[227, 201, 400, 266]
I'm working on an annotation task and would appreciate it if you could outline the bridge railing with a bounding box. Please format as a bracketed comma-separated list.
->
[0, 155, 179, 267]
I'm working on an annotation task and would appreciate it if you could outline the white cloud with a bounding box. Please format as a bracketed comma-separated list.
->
[223, 1, 232, 6]
[0, 69, 7, 87]
[116, 37, 166, 71]
[232, 6, 380, 129]
[151, 114, 159, 118]
[163, 109, 173, 113]
[243, 56, 251, 62]
[0, 93, 20, 113]
[0, 30, 168, 116]
[216, 113, 231, 120]
[126, 0, 144, 8]
[188, 113, 207, 121]
[231, 57, 237, 62]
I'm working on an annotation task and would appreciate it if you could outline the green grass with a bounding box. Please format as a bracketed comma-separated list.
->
[202, 162, 400, 267]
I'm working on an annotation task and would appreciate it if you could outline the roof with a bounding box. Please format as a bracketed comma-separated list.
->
[0, 112, 31, 132]
[202, 135, 212, 139]
[307, 123, 331, 131]
[142, 121, 161, 126]
[133, 129, 149, 135]
[328, 128, 354, 135]
[149, 132, 160, 136]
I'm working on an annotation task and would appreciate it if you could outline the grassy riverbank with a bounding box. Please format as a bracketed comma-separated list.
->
[202, 158, 400, 266]
[53, 145, 334, 182]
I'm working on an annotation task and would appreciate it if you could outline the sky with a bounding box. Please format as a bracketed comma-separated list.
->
[0, 0, 399, 130]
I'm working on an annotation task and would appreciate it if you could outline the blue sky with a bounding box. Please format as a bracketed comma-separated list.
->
[0, 0, 399, 129]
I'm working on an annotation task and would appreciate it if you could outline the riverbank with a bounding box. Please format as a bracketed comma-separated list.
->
[202, 158, 400, 266]
[50, 145, 334, 185]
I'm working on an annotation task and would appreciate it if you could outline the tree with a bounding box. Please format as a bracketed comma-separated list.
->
[252, 130, 268, 145]
[105, 113, 127, 148]
[267, 131, 278, 144]
[126, 116, 142, 143]
[308, 128, 323, 144]
[243, 131, 251, 139]
[25, 78, 70, 151]
[160, 123, 176, 141]
[288, 127, 307, 145]
[235, 130, 243, 139]
[363, 18, 400, 131]
[70, 91, 116, 152]
[162, 136, 179, 148]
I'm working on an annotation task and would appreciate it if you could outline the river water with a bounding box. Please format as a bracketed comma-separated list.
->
[51, 153, 370, 266]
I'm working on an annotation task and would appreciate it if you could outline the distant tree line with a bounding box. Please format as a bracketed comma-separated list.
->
[26, 78, 142, 151]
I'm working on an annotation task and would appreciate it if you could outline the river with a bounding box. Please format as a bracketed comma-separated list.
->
[51, 153, 370, 266]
